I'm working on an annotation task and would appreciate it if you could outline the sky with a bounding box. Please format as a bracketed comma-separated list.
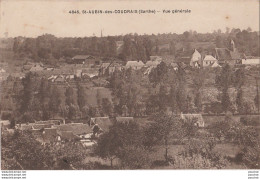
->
[0, 0, 259, 38]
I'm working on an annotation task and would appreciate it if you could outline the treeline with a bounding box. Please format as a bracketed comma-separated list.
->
[12, 27, 259, 64]
[109, 63, 259, 116]
[0, 73, 114, 124]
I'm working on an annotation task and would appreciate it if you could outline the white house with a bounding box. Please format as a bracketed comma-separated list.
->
[190, 49, 202, 67]
[125, 61, 144, 70]
[242, 56, 260, 65]
[203, 55, 218, 67]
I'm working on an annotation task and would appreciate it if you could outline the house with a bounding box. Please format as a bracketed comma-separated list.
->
[242, 56, 260, 65]
[0, 120, 10, 130]
[71, 55, 100, 66]
[100, 63, 111, 75]
[190, 49, 202, 67]
[108, 62, 123, 75]
[125, 61, 144, 70]
[145, 60, 161, 68]
[170, 63, 178, 70]
[0, 68, 6, 73]
[150, 56, 163, 62]
[210, 61, 221, 68]
[90, 117, 113, 133]
[54, 75, 66, 83]
[214, 40, 242, 66]
[203, 55, 218, 67]
[54, 123, 93, 138]
[81, 68, 99, 78]
[180, 113, 205, 127]
[30, 64, 44, 72]
[175, 50, 195, 65]
[115, 117, 134, 124]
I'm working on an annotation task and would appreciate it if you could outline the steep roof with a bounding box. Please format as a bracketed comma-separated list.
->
[175, 50, 194, 64]
[190, 49, 201, 62]
[125, 61, 144, 68]
[90, 117, 113, 133]
[209, 61, 221, 68]
[54, 123, 92, 135]
[203, 55, 217, 61]
[215, 48, 232, 61]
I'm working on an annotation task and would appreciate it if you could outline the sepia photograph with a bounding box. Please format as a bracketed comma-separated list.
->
[0, 0, 259, 175]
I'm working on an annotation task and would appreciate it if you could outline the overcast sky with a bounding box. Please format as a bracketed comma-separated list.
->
[0, 0, 259, 38]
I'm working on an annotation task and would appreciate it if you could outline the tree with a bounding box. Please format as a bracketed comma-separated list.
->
[215, 64, 233, 113]
[68, 104, 77, 120]
[118, 146, 150, 169]
[215, 36, 225, 48]
[232, 68, 245, 114]
[158, 85, 168, 111]
[145, 114, 183, 161]
[107, 36, 117, 57]
[149, 61, 168, 85]
[65, 86, 75, 106]
[192, 69, 205, 112]
[77, 84, 87, 111]
[208, 120, 230, 141]
[1, 131, 55, 170]
[94, 121, 145, 168]
[169, 84, 178, 114]
[49, 86, 62, 118]
[19, 72, 34, 113]
[101, 98, 113, 116]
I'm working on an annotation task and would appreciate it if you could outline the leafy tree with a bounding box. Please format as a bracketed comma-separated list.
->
[107, 36, 117, 57]
[145, 114, 183, 161]
[149, 61, 168, 85]
[215, 64, 233, 113]
[19, 72, 34, 113]
[65, 86, 75, 106]
[215, 36, 225, 48]
[49, 86, 62, 118]
[1, 131, 55, 170]
[192, 69, 205, 112]
[118, 146, 150, 169]
[77, 84, 87, 111]
[94, 121, 145, 168]
[101, 98, 113, 116]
